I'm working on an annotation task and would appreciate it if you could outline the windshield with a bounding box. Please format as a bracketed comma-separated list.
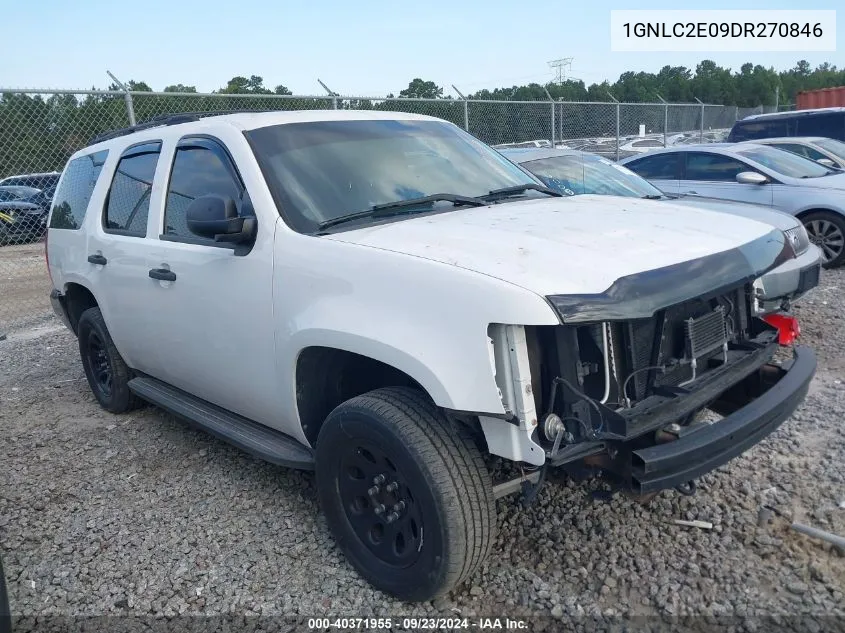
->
[246, 119, 543, 232]
[0, 186, 40, 201]
[814, 137, 845, 162]
[519, 154, 664, 198]
[737, 146, 831, 178]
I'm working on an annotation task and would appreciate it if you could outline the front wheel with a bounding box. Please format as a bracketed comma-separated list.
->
[802, 210, 845, 268]
[316, 387, 496, 602]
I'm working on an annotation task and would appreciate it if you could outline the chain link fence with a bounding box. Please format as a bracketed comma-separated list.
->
[0, 88, 744, 332]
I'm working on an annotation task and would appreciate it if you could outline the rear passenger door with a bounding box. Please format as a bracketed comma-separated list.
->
[141, 136, 279, 426]
[678, 152, 773, 207]
[85, 141, 164, 374]
[621, 153, 681, 194]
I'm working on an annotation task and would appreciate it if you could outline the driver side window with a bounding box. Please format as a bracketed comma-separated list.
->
[684, 153, 751, 182]
[163, 140, 247, 244]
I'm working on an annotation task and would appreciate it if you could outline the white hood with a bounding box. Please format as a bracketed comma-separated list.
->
[326, 195, 778, 296]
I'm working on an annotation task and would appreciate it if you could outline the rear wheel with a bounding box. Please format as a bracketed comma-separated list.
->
[316, 387, 496, 601]
[77, 307, 140, 413]
[802, 210, 845, 268]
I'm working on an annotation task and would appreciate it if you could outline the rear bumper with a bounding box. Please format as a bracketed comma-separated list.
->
[756, 245, 822, 314]
[628, 345, 815, 494]
[50, 289, 74, 333]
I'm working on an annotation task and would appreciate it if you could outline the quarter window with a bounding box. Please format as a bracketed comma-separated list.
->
[684, 153, 750, 181]
[163, 143, 244, 243]
[48, 150, 108, 230]
[103, 142, 161, 236]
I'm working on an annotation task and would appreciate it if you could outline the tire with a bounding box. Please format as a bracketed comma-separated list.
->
[802, 210, 845, 269]
[77, 307, 140, 414]
[316, 387, 496, 602]
[0, 555, 10, 633]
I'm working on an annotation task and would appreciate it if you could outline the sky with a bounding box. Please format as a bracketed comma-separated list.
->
[1, 0, 841, 97]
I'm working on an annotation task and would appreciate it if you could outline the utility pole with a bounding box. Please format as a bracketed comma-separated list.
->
[547, 58, 574, 85]
[775, 85, 780, 110]
[656, 93, 668, 147]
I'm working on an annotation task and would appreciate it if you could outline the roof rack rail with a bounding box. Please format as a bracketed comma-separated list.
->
[87, 110, 270, 146]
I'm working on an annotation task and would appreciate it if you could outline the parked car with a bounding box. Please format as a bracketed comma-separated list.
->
[727, 107, 845, 143]
[0, 187, 51, 245]
[500, 147, 822, 315]
[619, 143, 845, 267]
[740, 136, 845, 170]
[0, 171, 60, 190]
[47, 111, 815, 601]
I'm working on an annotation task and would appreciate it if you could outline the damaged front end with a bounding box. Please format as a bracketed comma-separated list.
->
[487, 229, 816, 496]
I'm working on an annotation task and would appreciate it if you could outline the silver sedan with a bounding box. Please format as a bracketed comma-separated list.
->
[619, 143, 845, 267]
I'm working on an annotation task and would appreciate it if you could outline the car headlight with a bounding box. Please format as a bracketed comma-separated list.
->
[784, 225, 809, 256]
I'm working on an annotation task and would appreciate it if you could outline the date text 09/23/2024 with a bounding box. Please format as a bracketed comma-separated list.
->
[307, 617, 529, 630]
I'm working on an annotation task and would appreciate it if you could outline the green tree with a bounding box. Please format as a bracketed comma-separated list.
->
[163, 84, 197, 93]
[218, 75, 272, 94]
[399, 79, 443, 99]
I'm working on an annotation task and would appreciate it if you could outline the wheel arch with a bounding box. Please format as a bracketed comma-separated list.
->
[62, 281, 101, 335]
[295, 345, 438, 446]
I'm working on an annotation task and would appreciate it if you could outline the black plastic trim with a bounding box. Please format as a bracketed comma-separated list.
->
[49, 289, 73, 333]
[629, 345, 816, 494]
[547, 228, 791, 323]
[128, 374, 314, 470]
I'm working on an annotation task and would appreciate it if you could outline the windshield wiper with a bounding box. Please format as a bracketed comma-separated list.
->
[641, 194, 663, 200]
[481, 184, 563, 201]
[317, 193, 487, 231]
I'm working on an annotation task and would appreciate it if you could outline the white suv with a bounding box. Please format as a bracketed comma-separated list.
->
[46, 111, 816, 601]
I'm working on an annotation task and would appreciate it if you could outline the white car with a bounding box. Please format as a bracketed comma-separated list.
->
[741, 136, 845, 170]
[620, 143, 845, 267]
[46, 111, 816, 601]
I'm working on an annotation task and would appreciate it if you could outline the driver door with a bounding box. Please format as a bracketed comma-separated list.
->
[140, 136, 280, 426]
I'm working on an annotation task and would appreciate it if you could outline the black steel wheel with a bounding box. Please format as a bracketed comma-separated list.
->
[316, 387, 495, 602]
[338, 441, 424, 568]
[802, 210, 845, 268]
[78, 307, 140, 414]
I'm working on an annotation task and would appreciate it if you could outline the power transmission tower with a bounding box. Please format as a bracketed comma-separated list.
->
[548, 58, 574, 85]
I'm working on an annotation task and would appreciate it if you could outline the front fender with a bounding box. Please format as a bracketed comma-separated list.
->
[273, 229, 560, 445]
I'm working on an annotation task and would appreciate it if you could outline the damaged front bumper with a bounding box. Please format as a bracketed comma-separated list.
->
[624, 345, 815, 493]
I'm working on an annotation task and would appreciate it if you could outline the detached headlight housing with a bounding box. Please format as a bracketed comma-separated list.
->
[784, 225, 809, 256]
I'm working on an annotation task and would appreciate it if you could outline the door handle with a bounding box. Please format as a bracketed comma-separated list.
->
[87, 254, 107, 266]
[148, 268, 176, 282]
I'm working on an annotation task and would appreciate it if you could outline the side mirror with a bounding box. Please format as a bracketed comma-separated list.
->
[736, 171, 768, 185]
[186, 195, 256, 244]
[817, 158, 836, 168]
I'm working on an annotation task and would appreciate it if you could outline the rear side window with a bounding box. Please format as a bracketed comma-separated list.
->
[771, 143, 827, 162]
[104, 142, 161, 236]
[684, 153, 750, 181]
[794, 113, 845, 140]
[163, 141, 245, 244]
[624, 153, 681, 180]
[49, 151, 109, 230]
[728, 118, 792, 142]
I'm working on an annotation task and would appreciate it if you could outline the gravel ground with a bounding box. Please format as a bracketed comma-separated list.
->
[0, 268, 843, 632]
[0, 241, 52, 331]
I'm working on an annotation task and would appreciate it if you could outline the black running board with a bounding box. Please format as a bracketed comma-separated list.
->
[128, 375, 314, 470]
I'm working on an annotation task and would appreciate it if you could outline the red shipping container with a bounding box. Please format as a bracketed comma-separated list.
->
[796, 86, 845, 110]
